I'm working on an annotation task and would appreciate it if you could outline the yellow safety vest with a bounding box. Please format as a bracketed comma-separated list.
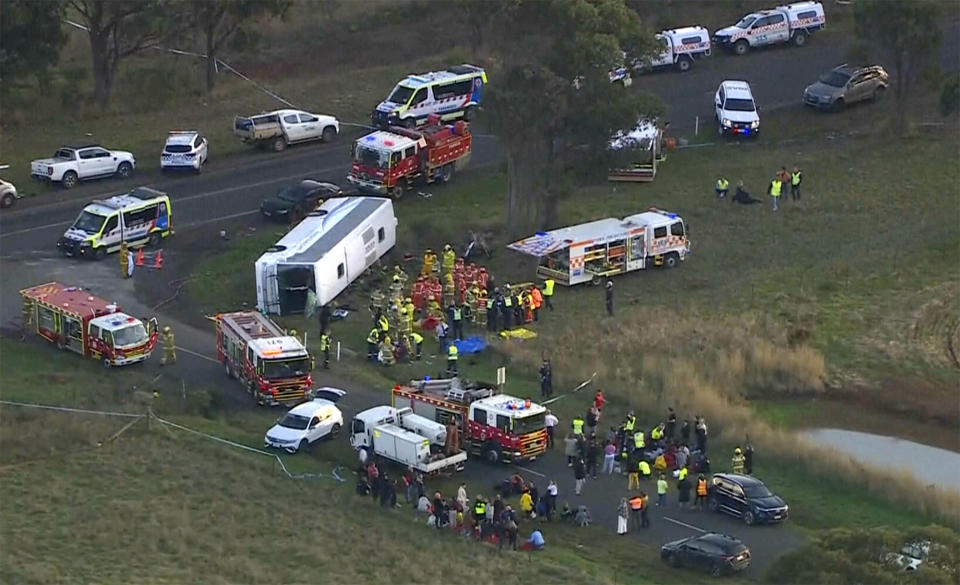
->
[543, 280, 554, 296]
[716, 178, 729, 190]
[367, 328, 380, 344]
[474, 501, 486, 515]
[411, 332, 423, 344]
[771, 179, 782, 197]
[791, 171, 801, 186]
[447, 345, 458, 360]
[651, 428, 662, 441]
[504, 296, 512, 307]
[624, 417, 635, 432]
[452, 307, 462, 320]
[319, 335, 330, 351]
[572, 418, 584, 435]
[378, 316, 389, 332]
[639, 461, 651, 476]
[634, 431, 645, 448]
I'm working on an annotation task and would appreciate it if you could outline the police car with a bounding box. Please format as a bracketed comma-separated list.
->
[714, 81, 760, 137]
[160, 130, 208, 172]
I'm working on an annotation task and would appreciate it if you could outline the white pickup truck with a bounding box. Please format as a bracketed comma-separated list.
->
[30, 144, 136, 189]
[0, 165, 20, 208]
[234, 109, 339, 152]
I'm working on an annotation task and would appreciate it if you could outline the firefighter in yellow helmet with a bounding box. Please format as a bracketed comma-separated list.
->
[379, 334, 395, 366]
[394, 264, 408, 285]
[442, 243, 456, 276]
[389, 273, 403, 303]
[421, 248, 437, 277]
[160, 326, 176, 365]
[403, 297, 416, 324]
[119, 241, 130, 279]
[443, 273, 455, 308]
[732, 447, 745, 475]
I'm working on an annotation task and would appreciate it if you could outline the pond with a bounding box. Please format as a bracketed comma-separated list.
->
[802, 428, 960, 494]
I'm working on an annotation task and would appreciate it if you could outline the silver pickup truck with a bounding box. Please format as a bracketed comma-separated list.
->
[234, 109, 339, 152]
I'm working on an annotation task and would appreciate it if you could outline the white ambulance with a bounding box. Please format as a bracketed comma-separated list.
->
[639, 26, 712, 72]
[57, 187, 172, 259]
[372, 65, 487, 128]
[508, 208, 690, 286]
[713, 2, 825, 55]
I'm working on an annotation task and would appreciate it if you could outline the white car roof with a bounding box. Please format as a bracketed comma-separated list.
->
[165, 131, 199, 145]
[289, 399, 340, 417]
[662, 26, 708, 38]
[721, 80, 754, 98]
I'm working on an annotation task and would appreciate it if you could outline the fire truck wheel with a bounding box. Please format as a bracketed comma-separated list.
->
[665, 253, 680, 269]
[297, 439, 308, 453]
[102, 357, 112, 368]
[439, 164, 453, 183]
[483, 442, 502, 464]
[224, 361, 234, 378]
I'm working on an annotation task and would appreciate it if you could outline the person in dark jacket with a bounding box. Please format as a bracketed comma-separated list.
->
[733, 180, 762, 205]
[574, 458, 587, 495]
[744, 437, 755, 475]
[665, 408, 677, 440]
[680, 419, 691, 445]
[586, 439, 599, 479]
[677, 475, 692, 509]
[605, 281, 614, 316]
[539, 358, 553, 398]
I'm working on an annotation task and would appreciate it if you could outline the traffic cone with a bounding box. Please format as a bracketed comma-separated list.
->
[154, 250, 163, 269]
[135, 248, 144, 266]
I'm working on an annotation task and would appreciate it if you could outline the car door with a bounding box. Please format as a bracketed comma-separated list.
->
[194, 135, 208, 162]
[408, 88, 430, 122]
[848, 72, 873, 103]
[682, 542, 709, 569]
[298, 113, 321, 140]
[282, 113, 303, 142]
[76, 148, 101, 178]
[91, 148, 116, 175]
[307, 414, 323, 442]
[767, 13, 788, 43]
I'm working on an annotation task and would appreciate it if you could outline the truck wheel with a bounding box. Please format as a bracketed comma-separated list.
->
[734, 40, 749, 56]
[115, 162, 133, 178]
[463, 106, 475, 121]
[438, 164, 453, 183]
[322, 126, 337, 143]
[272, 137, 287, 152]
[0, 192, 14, 208]
[676, 57, 692, 73]
[664, 252, 680, 268]
[103, 357, 112, 368]
[62, 171, 79, 189]
[793, 31, 807, 47]
[483, 442, 502, 464]
[93, 246, 106, 261]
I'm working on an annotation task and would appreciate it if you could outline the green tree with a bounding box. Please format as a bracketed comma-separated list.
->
[0, 0, 66, 94]
[191, 0, 290, 93]
[853, 0, 942, 134]
[68, 0, 179, 108]
[476, 0, 661, 236]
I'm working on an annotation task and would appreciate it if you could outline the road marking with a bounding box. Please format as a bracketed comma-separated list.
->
[176, 346, 220, 364]
[513, 464, 546, 478]
[664, 516, 707, 533]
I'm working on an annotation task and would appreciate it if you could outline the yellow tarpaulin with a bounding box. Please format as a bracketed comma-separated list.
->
[498, 328, 538, 340]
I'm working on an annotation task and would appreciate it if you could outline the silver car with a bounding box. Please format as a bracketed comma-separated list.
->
[803, 65, 888, 111]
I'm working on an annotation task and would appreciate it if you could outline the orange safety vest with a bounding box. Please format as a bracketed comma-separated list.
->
[697, 479, 708, 497]
[629, 496, 644, 510]
[531, 287, 543, 308]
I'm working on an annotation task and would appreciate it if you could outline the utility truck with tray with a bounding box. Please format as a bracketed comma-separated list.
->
[713, 2, 825, 55]
[216, 310, 314, 406]
[509, 208, 690, 286]
[391, 377, 548, 464]
[20, 282, 158, 367]
[346, 117, 472, 197]
[351, 405, 467, 474]
[234, 109, 339, 152]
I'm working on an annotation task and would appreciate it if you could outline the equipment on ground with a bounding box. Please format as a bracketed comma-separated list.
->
[20, 282, 158, 367]
[255, 197, 397, 315]
[347, 120, 472, 197]
[392, 377, 548, 464]
[216, 310, 314, 406]
[508, 207, 690, 286]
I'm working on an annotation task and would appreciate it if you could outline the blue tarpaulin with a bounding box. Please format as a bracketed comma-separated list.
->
[452, 336, 486, 354]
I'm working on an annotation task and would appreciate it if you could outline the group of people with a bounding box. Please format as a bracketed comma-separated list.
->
[715, 165, 803, 211]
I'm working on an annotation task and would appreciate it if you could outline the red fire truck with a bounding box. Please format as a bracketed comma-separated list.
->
[346, 118, 472, 197]
[20, 282, 158, 367]
[392, 377, 548, 464]
[216, 310, 314, 406]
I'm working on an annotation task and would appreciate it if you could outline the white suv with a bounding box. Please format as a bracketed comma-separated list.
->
[264, 389, 346, 454]
[715, 80, 760, 137]
[161, 130, 208, 172]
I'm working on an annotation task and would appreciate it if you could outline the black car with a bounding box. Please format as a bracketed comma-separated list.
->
[708, 473, 789, 525]
[661, 532, 751, 577]
[260, 180, 342, 222]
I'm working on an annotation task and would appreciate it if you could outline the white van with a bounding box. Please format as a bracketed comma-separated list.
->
[372, 65, 487, 128]
[255, 197, 397, 315]
[57, 187, 172, 259]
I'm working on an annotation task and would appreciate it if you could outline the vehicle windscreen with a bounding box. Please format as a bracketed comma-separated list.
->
[164, 144, 192, 153]
[355, 145, 389, 169]
[262, 357, 311, 380]
[744, 484, 773, 498]
[276, 185, 306, 202]
[387, 84, 416, 105]
[278, 413, 311, 430]
[723, 98, 756, 112]
[113, 323, 148, 346]
[512, 412, 546, 435]
[72, 210, 107, 233]
[819, 71, 851, 87]
[735, 16, 756, 28]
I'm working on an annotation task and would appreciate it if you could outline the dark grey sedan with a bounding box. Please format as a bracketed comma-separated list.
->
[803, 65, 888, 111]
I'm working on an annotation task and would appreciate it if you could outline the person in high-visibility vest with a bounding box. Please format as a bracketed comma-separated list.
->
[530, 286, 543, 321]
[732, 447, 745, 474]
[475, 289, 488, 325]
[638, 460, 652, 480]
[571, 416, 585, 436]
[769, 175, 783, 212]
[633, 430, 645, 451]
[696, 474, 709, 510]
[318, 331, 331, 369]
[377, 313, 389, 335]
[160, 326, 176, 366]
[623, 412, 636, 433]
[446, 342, 459, 375]
[502, 286, 513, 329]
[628, 493, 644, 529]
[790, 167, 802, 201]
[119, 241, 130, 279]
[715, 176, 729, 199]
[366, 327, 381, 361]
[542, 278, 555, 311]
[449, 303, 464, 340]
[409, 331, 423, 360]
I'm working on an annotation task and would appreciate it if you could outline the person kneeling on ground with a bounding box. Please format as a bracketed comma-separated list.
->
[733, 181, 762, 205]
[520, 527, 546, 551]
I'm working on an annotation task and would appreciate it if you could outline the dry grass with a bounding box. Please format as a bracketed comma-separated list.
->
[498, 310, 960, 527]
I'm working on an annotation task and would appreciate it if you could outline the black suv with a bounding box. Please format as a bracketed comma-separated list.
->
[661, 532, 751, 576]
[708, 473, 789, 525]
[260, 180, 342, 222]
